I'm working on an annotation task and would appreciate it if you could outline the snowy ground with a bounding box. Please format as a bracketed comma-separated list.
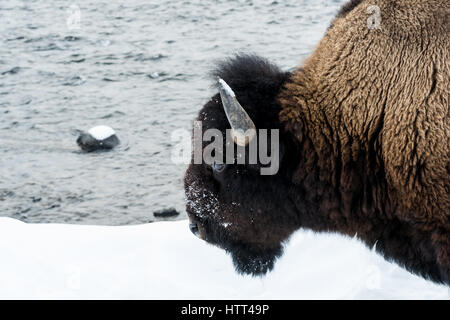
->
[0, 217, 447, 299]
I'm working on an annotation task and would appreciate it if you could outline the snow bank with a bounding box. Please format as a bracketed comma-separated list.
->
[0, 217, 447, 299]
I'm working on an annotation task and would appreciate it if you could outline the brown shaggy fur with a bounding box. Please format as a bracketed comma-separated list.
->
[279, 0, 449, 278]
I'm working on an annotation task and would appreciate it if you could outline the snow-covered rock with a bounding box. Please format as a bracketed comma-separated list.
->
[76, 125, 119, 152]
[0, 217, 447, 299]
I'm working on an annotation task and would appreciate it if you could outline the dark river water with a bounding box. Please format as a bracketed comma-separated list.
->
[0, 0, 346, 225]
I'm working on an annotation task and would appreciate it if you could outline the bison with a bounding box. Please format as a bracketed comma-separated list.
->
[184, 0, 449, 285]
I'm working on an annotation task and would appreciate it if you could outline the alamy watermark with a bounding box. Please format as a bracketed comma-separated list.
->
[367, 5, 381, 29]
[67, 4, 81, 30]
[171, 121, 280, 176]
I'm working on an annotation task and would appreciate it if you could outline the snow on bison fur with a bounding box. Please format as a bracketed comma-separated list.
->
[184, 0, 449, 285]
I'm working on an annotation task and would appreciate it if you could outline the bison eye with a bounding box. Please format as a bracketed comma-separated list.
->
[212, 161, 227, 173]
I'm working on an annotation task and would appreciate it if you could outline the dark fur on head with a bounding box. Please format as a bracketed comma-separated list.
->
[211, 53, 291, 130]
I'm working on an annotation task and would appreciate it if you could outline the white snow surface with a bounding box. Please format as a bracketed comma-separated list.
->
[87, 125, 116, 140]
[0, 217, 447, 300]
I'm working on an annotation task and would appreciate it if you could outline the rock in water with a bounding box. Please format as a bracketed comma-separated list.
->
[153, 208, 180, 218]
[77, 125, 120, 152]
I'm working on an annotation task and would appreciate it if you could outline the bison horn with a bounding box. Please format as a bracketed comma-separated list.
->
[218, 78, 256, 146]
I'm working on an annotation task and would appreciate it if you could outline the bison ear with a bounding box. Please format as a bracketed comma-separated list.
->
[218, 78, 256, 147]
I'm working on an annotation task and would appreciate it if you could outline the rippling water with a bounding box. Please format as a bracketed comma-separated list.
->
[0, 0, 346, 225]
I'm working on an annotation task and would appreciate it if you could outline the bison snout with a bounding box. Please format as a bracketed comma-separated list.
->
[189, 222, 200, 237]
[188, 219, 206, 240]
[187, 213, 206, 240]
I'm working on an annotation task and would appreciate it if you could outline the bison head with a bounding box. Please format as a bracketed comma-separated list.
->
[184, 54, 301, 275]
[185, 0, 450, 285]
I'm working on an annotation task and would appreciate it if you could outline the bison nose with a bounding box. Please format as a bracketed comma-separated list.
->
[189, 222, 200, 237]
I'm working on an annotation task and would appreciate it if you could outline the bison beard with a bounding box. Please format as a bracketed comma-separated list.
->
[184, 0, 450, 285]
[201, 216, 284, 275]
[230, 246, 283, 276]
